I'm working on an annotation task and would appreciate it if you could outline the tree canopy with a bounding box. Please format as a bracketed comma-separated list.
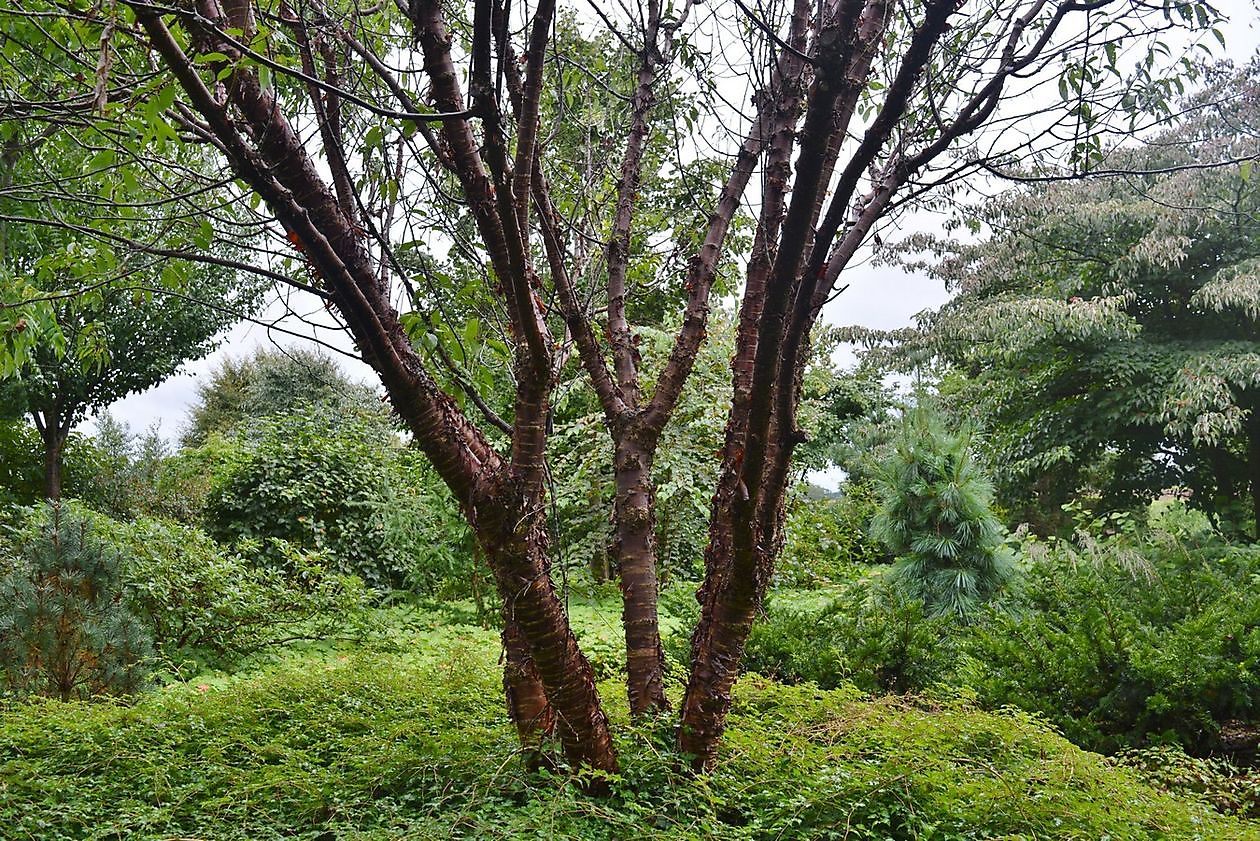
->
[854, 63, 1260, 536]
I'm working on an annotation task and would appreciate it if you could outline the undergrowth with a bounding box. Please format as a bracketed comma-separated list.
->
[1, 642, 1254, 840]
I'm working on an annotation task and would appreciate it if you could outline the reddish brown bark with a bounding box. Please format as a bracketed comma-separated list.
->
[681, 0, 1078, 769]
[130, 0, 619, 776]
[596, 1, 674, 717]
[678, 0, 832, 770]
[612, 432, 669, 715]
[502, 616, 556, 767]
[681, 0, 958, 770]
[542, 0, 693, 718]
[474, 474, 617, 776]
[116, 0, 1108, 778]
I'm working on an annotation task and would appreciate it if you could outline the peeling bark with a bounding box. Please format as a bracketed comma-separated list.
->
[613, 433, 669, 715]
[473, 475, 618, 776]
[129, 0, 620, 776]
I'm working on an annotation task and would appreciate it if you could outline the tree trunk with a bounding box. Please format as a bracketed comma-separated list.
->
[123, 0, 624, 780]
[474, 478, 618, 777]
[678, 472, 783, 770]
[679, 0, 905, 770]
[612, 433, 670, 716]
[502, 615, 555, 768]
[39, 419, 66, 501]
[1247, 408, 1260, 540]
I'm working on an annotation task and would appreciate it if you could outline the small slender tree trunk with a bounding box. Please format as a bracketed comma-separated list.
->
[39, 418, 67, 501]
[590, 550, 611, 584]
[1247, 407, 1260, 540]
[612, 432, 670, 716]
[590, 481, 611, 583]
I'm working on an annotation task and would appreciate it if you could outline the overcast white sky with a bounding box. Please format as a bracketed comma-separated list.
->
[98, 0, 1260, 442]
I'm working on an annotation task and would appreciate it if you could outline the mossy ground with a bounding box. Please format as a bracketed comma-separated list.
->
[0, 603, 1255, 840]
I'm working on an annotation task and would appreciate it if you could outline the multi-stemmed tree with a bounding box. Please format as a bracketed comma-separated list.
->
[0, 0, 1229, 776]
[675, 0, 1228, 768]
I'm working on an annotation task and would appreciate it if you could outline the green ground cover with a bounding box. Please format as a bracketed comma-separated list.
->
[1, 602, 1254, 841]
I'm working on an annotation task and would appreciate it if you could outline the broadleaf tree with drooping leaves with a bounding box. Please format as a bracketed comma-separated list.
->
[0, 16, 262, 499]
[854, 62, 1260, 537]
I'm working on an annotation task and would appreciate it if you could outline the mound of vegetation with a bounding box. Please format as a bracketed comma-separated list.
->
[0, 646, 1253, 841]
[745, 507, 1260, 765]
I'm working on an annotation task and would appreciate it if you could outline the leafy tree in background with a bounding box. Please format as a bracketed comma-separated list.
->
[6, 271, 253, 500]
[0, 119, 259, 498]
[183, 347, 379, 446]
[0, 418, 102, 508]
[872, 408, 1014, 618]
[863, 64, 1260, 536]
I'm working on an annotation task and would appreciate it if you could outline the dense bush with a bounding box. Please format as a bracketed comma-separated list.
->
[0, 644, 1252, 840]
[743, 583, 956, 695]
[102, 516, 374, 666]
[777, 482, 884, 587]
[3, 503, 375, 672]
[0, 504, 151, 700]
[755, 513, 1260, 763]
[964, 527, 1260, 756]
[741, 593, 848, 689]
[204, 410, 471, 593]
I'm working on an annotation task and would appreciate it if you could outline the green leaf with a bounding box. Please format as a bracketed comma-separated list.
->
[86, 149, 115, 171]
[194, 218, 214, 250]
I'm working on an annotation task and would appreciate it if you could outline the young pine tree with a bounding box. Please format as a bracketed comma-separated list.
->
[872, 408, 1014, 618]
[0, 504, 151, 699]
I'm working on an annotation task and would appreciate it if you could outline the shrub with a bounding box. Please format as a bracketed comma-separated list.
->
[0, 503, 151, 700]
[3, 504, 375, 672]
[1115, 745, 1260, 819]
[777, 481, 884, 587]
[204, 410, 472, 593]
[872, 408, 1015, 618]
[81, 413, 219, 523]
[964, 527, 1260, 755]
[742, 593, 848, 689]
[100, 516, 374, 666]
[744, 582, 956, 694]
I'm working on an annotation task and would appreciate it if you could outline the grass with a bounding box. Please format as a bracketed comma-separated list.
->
[1, 603, 1256, 841]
